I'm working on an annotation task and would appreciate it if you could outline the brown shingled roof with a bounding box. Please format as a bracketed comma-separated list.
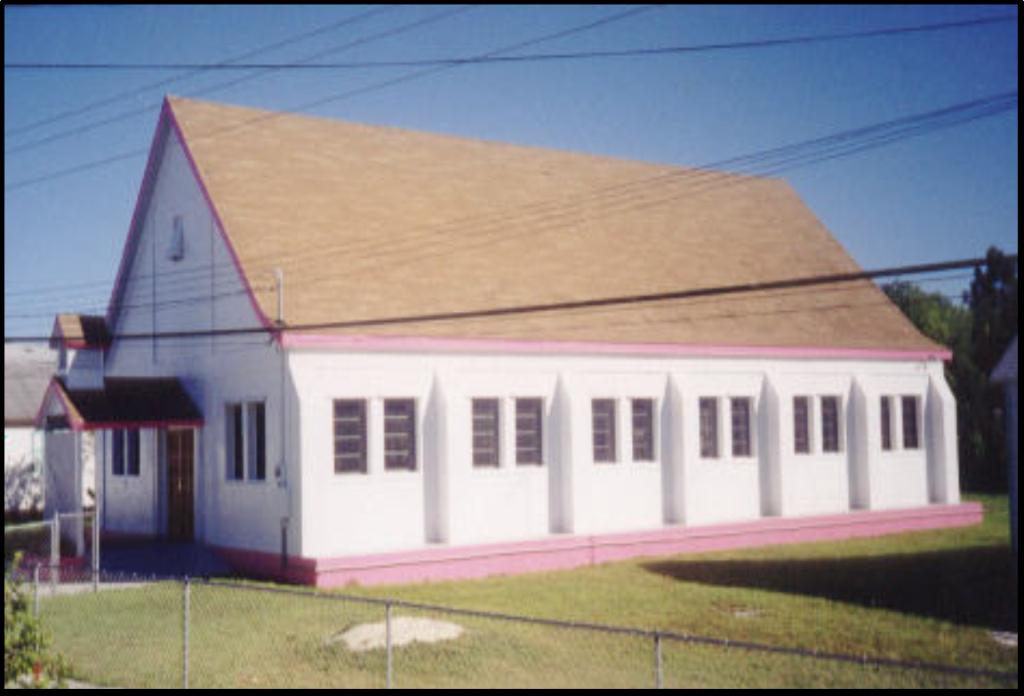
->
[46, 377, 203, 430]
[162, 96, 939, 352]
[51, 314, 111, 349]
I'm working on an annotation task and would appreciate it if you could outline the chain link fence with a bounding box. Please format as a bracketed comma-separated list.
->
[4, 511, 99, 587]
[13, 571, 1016, 689]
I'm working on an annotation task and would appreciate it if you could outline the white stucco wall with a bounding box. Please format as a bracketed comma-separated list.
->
[770, 373, 854, 518]
[852, 373, 931, 510]
[288, 349, 959, 559]
[673, 371, 765, 526]
[102, 124, 296, 556]
[4, 427, 44, 512]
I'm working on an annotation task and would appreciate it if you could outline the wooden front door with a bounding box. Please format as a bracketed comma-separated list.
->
[167, 429, 195, 541]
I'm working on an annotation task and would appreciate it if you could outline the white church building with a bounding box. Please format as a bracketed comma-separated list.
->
[38, 96, 980, 586]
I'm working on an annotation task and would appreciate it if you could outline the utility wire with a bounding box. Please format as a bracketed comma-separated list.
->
[4, 90, 1016, 303]
[4, 5, 479, 156]
[2, 5, 401, 138]
[9, 13, 1012, 71]
[3, 256, 1012, 343]
[109, 89, 1013, 298]
[4, 5, 659, 190]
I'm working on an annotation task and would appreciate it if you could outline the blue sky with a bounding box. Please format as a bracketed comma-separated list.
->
[3, 4, 1018, 338]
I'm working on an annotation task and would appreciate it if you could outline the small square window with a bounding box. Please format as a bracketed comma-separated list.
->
[333, 400, 367, 474]
[880, 396, 893, 451]
[631, 399, 655, 461]
[699, 398, 719, 459]
[821, 396, 841, 453]
[731, 397, 752, 457]
[793, 396, 811, 454]
[384, 399, 416, 471]
[592, 399, 617, 463]
[901, 396, 920, 450]
[515, 398, 543, 466]
[472, 399, 500, 469]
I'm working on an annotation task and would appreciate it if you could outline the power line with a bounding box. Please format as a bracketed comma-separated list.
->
[2, 5, 401, 138]
[131, 89, 1013, 300]
[8, 13, 1013, 71]
[4, 5, 660, 191]
[4, 90, 1015, 306]
[4, 5, 479, 156]
[3, 256, 1012, 344]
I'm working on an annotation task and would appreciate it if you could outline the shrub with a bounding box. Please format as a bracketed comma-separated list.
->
[4, 555, 69, 688]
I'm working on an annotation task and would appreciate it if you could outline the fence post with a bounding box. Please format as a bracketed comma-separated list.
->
[183, 576, 191, 690]
[385, 601, 393, 689]
[33, 564, 40, 619]
[50, 514, 60, 590]
[92, 509, 100, 592]
[654, 633, 663, 689]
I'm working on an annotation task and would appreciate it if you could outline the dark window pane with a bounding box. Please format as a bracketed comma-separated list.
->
[333, 400, 367, 473]
[112, 429, 125, 476]
[253, 403, 266, 480]
[592, 399, 616, 463]
[515, 398, 543, 466]
[821, 396, 840, 453]
[384, 399, 416, 471]
[127, 429, 141, 476]
[731, 397, 751, 457]
[632, 399, 654, 461]
[902, 396, 920, 449]
[699, 398, 718, 459]
[472, 399, 500, 468]
[880, 396, 893, 451]
[793, 396, 810, 454]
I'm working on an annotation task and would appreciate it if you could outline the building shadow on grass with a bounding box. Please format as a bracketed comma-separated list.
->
[642, 545, 1017, 632]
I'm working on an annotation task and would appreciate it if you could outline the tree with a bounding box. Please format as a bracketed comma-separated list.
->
[962, 247, 1018, 492]
[883, 246, 1018, 493]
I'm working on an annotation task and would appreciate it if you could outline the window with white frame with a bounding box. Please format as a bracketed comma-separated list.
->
[730, 397, 753, 457]
[111, 428, 140, 477]
[632, 398, 655, 461]
[515, 398, 543, 466]
[793, 396, 811, 454]
[699, 397, 719, 459]
[333, 399, 367, 474]
[820, 396, 842, 453]
[592, 399, 617, 463]
[384, 399, 416, 471]
[472, 398, 500, 468]
[901, 395, 921, 449]
[226, 401, 266, 481]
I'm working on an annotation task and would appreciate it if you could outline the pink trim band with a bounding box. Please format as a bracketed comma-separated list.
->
[215, 502, 981, 588]
[281, 332, 952, 362]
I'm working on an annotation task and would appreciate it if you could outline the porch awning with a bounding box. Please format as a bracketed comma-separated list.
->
[37, 377, 204, 431]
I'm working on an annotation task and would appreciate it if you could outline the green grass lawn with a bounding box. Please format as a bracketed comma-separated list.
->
[34, 494, 1017, 688]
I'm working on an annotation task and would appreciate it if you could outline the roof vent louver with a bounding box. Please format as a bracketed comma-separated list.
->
[168, 215, 185, 262]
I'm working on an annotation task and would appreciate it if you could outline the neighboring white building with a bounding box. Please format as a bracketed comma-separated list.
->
[992, 334, 1018, 554]
[4, 343, 55, 516]
[39, 96, 981, 586]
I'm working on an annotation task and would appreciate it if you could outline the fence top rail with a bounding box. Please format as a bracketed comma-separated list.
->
[196, 577, 1018, 684]
[3, 520, 53, 532]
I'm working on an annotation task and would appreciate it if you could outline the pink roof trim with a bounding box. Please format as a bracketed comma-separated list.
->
[106, 100, 172, 328]
[33, 379, 83, 431]
[280, 332, 952, 362]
